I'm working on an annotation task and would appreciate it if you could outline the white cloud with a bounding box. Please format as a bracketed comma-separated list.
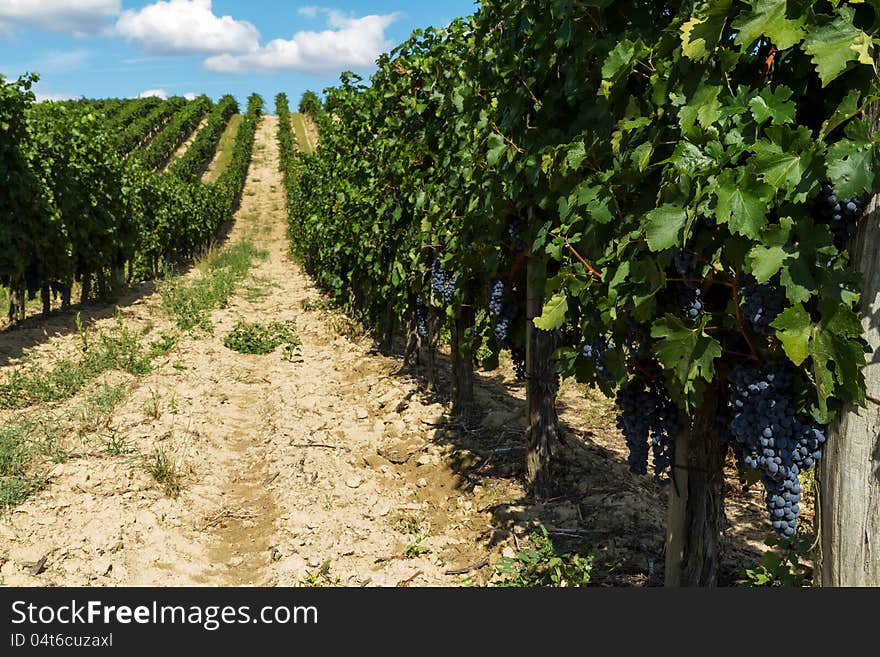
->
[298, 6, 320, 19]
[139, 88, 168, 99]
[35, 91, 83, 102]
[183, 92, 198, 100]
[116, 0, 260, 55]
[204, 11, 399, 74]
[0, 0, 120, 36]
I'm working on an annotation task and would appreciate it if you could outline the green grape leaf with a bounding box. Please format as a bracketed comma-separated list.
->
[770, 305, 812, 365]
[780, 256, 815, 304]
[644, 204, 687, 251]
[802, 6, 873, 87]
[714, 167, 772, 238]
[681, 0, 734, 61]
[732, 0, 805, 50]
[747, 245, 789, 282]
[487, 133, 507, 166]
[819, 298, 864, 338]
[748, 86, 796, 126]
[651, 315, 722, 392]
[533, 292, 569, 331]
[679, 84, 722, 131]
[601, 39, 637, 86]
[819, 88, 863, 140]
[826, 138, 875, 199]
[750, 126, 815, 192]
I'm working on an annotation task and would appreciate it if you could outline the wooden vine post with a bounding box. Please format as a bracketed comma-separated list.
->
[451, 302, 475, 416]
[665, 386, 725, 586]
[525, 211, 559, 497]
[816, 102, 880, 585]
[7, 281, 25, 324]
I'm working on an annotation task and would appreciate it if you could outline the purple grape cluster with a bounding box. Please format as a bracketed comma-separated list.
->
[672, 249, 703, 322]
[431, 258, 456, 305]
[742, 281, 786, 335]
[815, 183, 865, 244]
[616, 366, 679, 481]
[489, 279, 515, 347]
[582, 337, 613, 379]
[727, 363, 826, 538]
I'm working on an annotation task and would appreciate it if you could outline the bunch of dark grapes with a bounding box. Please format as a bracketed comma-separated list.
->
[24, 266, 42, 301]
[510, 345, 526, 380]
[489, 279, 515, 347]
[679, 288, 703, 320]
[815, 183, 865, 244]
[582, 337, 613, 380]
[727, 363, 826, 538]
[672, 250, 703, 322]
[507, 218, 528, 253]
[414, 296, 428, 338]
[742, 281, 785, 335]
[489, 280, 526, 380]
[616, 365, 679, 481]
[673, 249, 693, 277]
[431, 258, 457, 305]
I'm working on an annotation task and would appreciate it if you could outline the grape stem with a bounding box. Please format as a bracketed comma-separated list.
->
[565, 243, 602, 281]
[867, 394, 880, 406]
[731, 271, 761, 363]
[489, 122, 525, 154]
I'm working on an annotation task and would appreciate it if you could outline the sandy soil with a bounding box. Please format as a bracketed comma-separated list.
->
[0, 117, 776, 588]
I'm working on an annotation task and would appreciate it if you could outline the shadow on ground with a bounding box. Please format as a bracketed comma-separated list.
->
[391, 341, 772, 587]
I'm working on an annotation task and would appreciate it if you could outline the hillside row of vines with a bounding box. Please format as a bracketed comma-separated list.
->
[1, 76, 263, 319]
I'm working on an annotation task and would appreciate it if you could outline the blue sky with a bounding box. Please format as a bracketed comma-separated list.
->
[0, 1, 478, 110]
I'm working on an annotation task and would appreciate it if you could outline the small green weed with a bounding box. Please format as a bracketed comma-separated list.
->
[745, 533, 814, 587]
[495, 526, 593, 587]
[300, 560, 340, 587]
[0, 417, 64, 511]
[78, 383, 128, 434]
[396, 514, 432, 558]
[300, 298, 335, 312]
[143, 390, 162, 419]
[103, 431, 133, 456]
[241, 276, 276, 302]
[150, 332, 178, 358]
[223, 320, 301, 360]
[143, 448, 183, 497]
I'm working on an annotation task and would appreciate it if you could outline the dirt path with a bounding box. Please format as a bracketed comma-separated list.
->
[0, 117, 505, 587]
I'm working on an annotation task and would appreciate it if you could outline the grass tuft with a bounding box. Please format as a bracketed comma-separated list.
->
[158, 239, 266, 334]
[223, 320, 301, 360]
